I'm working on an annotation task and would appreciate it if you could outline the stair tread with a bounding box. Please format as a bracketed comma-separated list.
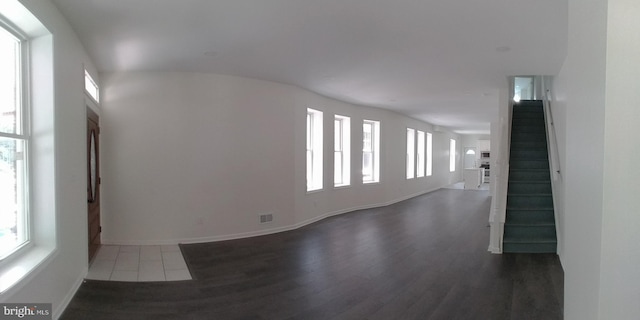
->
[509, 181, 551, 184]
[503, 237, 557, 243]
[505, 222, 556, 226]
[507, 207, 554, 211]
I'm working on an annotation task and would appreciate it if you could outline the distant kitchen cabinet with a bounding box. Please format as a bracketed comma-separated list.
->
[477, 139, 491, 152]
[464, 168, 485, 189]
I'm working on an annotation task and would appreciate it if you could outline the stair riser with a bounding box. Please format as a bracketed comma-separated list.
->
[511, 136, 547, 144]
[507, 195, 553, 208]
[514, 100, 544, 108]
[512, 115, 544, 122]
[508, 182, 552, 194]
[510, 160, 549, 170]
[504, 225, 557, 239]
[510, 141, 548, 149]
[506, 210, 556, 224]
[512, 118, 545, 125]
[511, 125, 546, 134]
[510, 149, 548, 159]
[503, 242, 557, 253]
[509, 170, 551, 181]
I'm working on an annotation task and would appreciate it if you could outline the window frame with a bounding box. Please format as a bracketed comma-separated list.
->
[84, 69, 99, 103]
[450, 138, 456, 172]
[406, 128, 415, 179]
[0, 20, 31, 264]
[416, 130, 425, 177]
[306, 108, 323, 192]
[362, 119, 380, 184]
[426, 132, 433, 176]
[334, 114, 350, 187]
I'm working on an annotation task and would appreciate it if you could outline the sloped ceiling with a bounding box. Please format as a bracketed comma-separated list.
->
[51, 0, 567, 134]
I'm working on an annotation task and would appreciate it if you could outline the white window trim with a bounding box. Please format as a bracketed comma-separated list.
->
[362, 120, 380, 184]
[0, 2, 56, 295]
[84, 69, 99, 103]
[406, 128, 415, 179]
[306, 108, 323, 192]
[334, 115, 350, 188]
[417, 130, 425, 178]
[0, 13, 31, 265]
[426, 132, 433, 177]
[450, 138, 456, 172]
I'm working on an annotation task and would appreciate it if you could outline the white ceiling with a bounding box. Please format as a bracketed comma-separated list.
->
[51, 0, 567, 134]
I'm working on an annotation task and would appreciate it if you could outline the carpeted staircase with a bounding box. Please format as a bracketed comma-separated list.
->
[503, 100, 557, 253]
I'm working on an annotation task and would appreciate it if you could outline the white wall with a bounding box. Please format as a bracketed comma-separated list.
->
[1, 0, 99, 318]
[553, 0, 640, 319]
[101, 72, 297, 243]
[599, 0, 640, 318]
[552, 0, 607, 317]
[100, 72, 461, 244]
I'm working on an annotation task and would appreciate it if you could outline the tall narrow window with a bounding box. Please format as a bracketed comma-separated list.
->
[334, 115, 350, 187]
[362, 120, 380, 183]
[426, 132, 433, 176]
[406, 128, 415, 179]
[306, 108, 323, 191]
[84, 69, 99, 102]
[0, 24, 28, 260]
[416, 130, 425, 177]
[449, 138, 456, 172]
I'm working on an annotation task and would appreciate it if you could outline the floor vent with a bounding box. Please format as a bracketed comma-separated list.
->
[259, 213, 273, 224]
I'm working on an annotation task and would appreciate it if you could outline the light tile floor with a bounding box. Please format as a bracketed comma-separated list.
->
[445, 181, 490, 190]
[87, 245, 192, 282]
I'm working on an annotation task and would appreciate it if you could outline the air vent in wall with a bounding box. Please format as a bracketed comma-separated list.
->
[259, 213, 273, 224]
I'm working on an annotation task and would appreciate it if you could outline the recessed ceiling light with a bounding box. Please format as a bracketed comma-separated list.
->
[496, 46, 511, 53]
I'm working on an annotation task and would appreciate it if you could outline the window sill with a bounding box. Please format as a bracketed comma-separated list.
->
[363, 180, 380, 185]
[0, 245, 55, 295]
[333, 184, 351, 190]
[306, 188, 324, 194]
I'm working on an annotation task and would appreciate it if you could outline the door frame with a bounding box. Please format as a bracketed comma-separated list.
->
[87, 105, 101, 262]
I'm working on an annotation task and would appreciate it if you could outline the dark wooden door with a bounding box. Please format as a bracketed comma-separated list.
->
[87, 107, 101, 262]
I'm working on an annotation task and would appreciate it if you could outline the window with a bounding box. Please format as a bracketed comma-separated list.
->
[450, 138, 456, 172]
[406, 128, 415, 179]
[416, 131, 425, 177]
[362, 120, 380, 183]
[306, 108, 323, 191]
[334, 115, 350, 187]
[0, 23, 28, 260]
[84, 69, 99, 102]
[426, 132, 433, 176]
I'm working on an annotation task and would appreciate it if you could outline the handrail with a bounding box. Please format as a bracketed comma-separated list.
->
[541, 87, 561, 181]
[540, 78, 562, 254]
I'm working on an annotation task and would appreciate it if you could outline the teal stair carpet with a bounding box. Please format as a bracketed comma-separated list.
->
[504, 100, 557, 253]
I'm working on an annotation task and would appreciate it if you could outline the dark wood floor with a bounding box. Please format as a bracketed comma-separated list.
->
[62, 189, 563, 319]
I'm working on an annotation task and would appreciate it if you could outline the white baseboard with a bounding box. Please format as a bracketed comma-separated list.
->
[53, 270, 86, 320]
[488, 245, 502, 254]
[102, 187, 442, 246]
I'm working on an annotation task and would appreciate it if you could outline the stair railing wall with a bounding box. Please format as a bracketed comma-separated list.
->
[540, 78, 561, 181]
[488, 79, 514, 253]
[540, 76, 563, 254]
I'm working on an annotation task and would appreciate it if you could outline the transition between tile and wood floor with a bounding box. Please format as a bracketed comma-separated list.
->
[87, 245, 192, 282]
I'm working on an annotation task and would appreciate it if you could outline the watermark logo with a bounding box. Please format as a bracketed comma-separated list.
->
[0, 304, 51, 320]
